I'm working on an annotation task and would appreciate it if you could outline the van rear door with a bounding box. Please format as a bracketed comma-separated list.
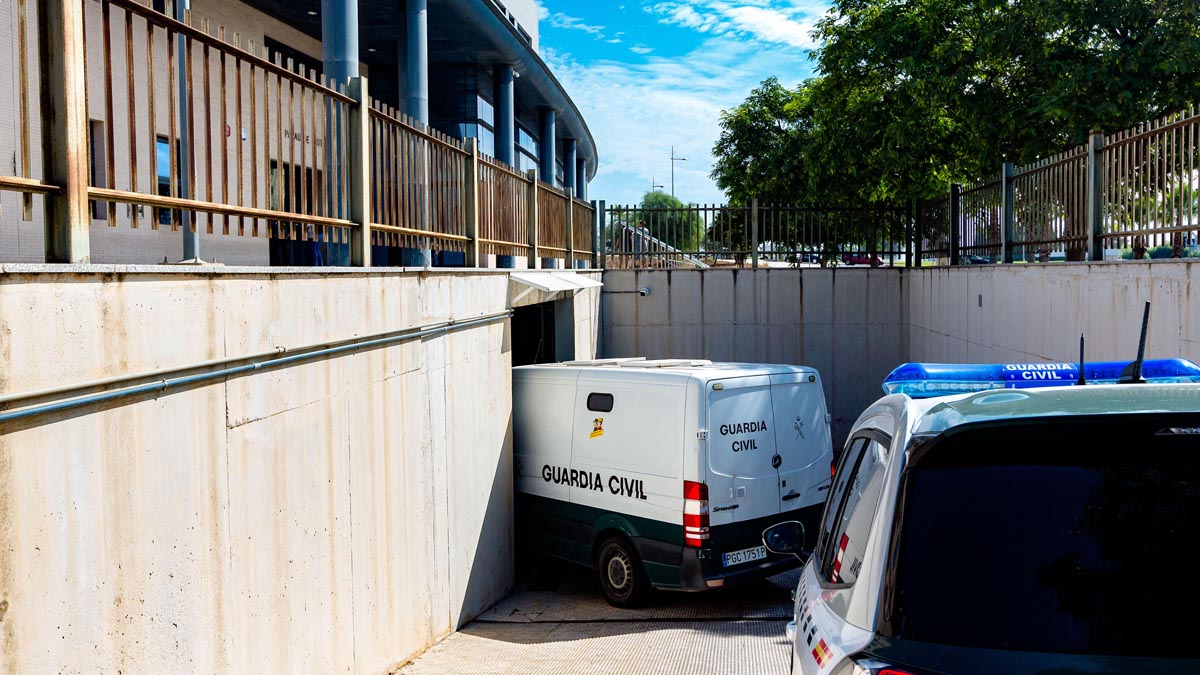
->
[705, 376, 780, 526]
[769, 372, 833, 516]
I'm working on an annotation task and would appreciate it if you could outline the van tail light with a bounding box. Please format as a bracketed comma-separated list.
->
[831, 460, 837, 479]
[683, 480, 709, 548]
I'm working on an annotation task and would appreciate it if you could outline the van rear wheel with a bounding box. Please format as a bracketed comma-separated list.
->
[595, 538, 649, 608]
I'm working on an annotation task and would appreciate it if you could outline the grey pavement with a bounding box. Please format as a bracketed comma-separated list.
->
[398, 560, 799, 675]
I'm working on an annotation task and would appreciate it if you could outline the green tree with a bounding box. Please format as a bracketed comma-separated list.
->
[712, 0, 1200, 206]
[710, 79, 815, 205]
[623, 191, 704, 252]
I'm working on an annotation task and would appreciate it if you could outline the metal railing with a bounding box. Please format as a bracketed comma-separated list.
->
[603, 201, 912, 269]
[1101, 111, 1199, 256]
[913, 107, 1199, 266]
[0, 0, 594, 267]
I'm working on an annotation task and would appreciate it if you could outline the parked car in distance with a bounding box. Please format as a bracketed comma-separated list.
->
[766, 358, 1200, 674]
[841, 253, 885, 267]
[964, 255, 991, 264]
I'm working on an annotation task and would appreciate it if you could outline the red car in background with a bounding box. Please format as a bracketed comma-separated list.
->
[842, 253, 886, 267]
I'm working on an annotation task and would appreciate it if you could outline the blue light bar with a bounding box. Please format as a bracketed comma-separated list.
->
[883, 359, 1200, 398]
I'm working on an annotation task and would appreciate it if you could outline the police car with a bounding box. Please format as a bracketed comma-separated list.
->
[763, 357, 1200, 675]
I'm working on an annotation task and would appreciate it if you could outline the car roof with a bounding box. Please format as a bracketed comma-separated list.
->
[513, 359, 818, 384]
[906, 383, 1200, 436]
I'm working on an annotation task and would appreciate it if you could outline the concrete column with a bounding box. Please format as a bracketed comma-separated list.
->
[576, 158, 587, 200]
[494, 64, 515, 165]
[322, 0, 359, 264]
[321, 0, 359, 86]
[563, 138, 577, 195]
[406, 0, 429, 123]
[539, 108, 556, 184]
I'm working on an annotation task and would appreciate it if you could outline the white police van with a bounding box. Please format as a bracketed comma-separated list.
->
[513, 358, 834, 607]
[764, 356, 1200, 674]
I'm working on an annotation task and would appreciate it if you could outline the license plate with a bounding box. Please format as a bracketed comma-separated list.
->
[721, 545, 768, 567]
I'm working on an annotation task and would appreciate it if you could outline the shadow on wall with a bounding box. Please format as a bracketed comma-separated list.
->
[454, 413, 516, 627]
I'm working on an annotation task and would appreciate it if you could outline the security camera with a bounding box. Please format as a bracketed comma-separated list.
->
[638, 287, 650, 297]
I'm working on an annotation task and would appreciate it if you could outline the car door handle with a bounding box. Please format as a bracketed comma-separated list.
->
[782, 492, 801, 501]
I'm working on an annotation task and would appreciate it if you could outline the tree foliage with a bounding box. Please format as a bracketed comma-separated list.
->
[609, 191, 705, 252]
[712, 0, 1200, 204]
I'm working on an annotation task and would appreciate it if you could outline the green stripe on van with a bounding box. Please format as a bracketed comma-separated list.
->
[518, 492, 685, 546]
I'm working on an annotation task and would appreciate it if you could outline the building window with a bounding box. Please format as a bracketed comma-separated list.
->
[478, 126, 495, 157]
[89, 120, 107, 219]
[152, 0, 166, 13]
[516, 151, 538, 175]
[517, 126, 538, 157]
[478, 95, 494, 127]
[516, 125, 539, 176]
[476, 95, 496, 157]
[156, 135, 177, 226]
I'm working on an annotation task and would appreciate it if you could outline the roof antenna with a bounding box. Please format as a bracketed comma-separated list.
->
[1077, 333, 1087, 385]
[1118, 301, 1151, 384]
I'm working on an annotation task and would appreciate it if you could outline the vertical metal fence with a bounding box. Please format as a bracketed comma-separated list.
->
[1101, 108, 1199, 256]
[958, 177, 1002, 261]
[0, 0, 52, 221]
[1011, 147, 1089, 261]
[603, 201, 912, 269]
[369, 102, 469, 256]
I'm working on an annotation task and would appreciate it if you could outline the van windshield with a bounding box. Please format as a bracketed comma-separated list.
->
[885, 415, 1200, 657]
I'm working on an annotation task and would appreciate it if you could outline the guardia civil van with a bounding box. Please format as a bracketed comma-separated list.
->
[513, 358, 835, 607]
[763, 356, 1200, 675]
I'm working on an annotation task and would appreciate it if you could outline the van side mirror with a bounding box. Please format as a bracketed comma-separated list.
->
[762, 521, 807, 560]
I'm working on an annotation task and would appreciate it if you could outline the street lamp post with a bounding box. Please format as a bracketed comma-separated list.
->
[670, 145, 687, 199]
[651, 178, 664, 193]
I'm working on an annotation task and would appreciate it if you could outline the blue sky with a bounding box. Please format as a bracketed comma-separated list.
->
[536, 1, 831, 206]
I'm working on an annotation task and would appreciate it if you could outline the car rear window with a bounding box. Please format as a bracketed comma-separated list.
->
[885, 416, 1200, 657]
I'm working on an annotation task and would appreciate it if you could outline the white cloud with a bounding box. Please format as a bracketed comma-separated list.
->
[646, 0, 823, 50]
[629, 44, 653, 54]
[720, 5, 816, 46]
[543, 37, 815, 205]
[548, 12, 606, 36]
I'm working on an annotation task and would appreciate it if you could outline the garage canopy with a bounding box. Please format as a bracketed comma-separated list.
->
[508, 271, 603, 307]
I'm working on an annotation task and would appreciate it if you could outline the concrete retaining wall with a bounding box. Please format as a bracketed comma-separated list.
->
[0, 266, 598, 675]
[906, 261, 1200, 365]
[600, 269, 908, 445]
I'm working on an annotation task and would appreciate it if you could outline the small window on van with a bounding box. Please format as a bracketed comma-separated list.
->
[587, 393, 614, 413]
